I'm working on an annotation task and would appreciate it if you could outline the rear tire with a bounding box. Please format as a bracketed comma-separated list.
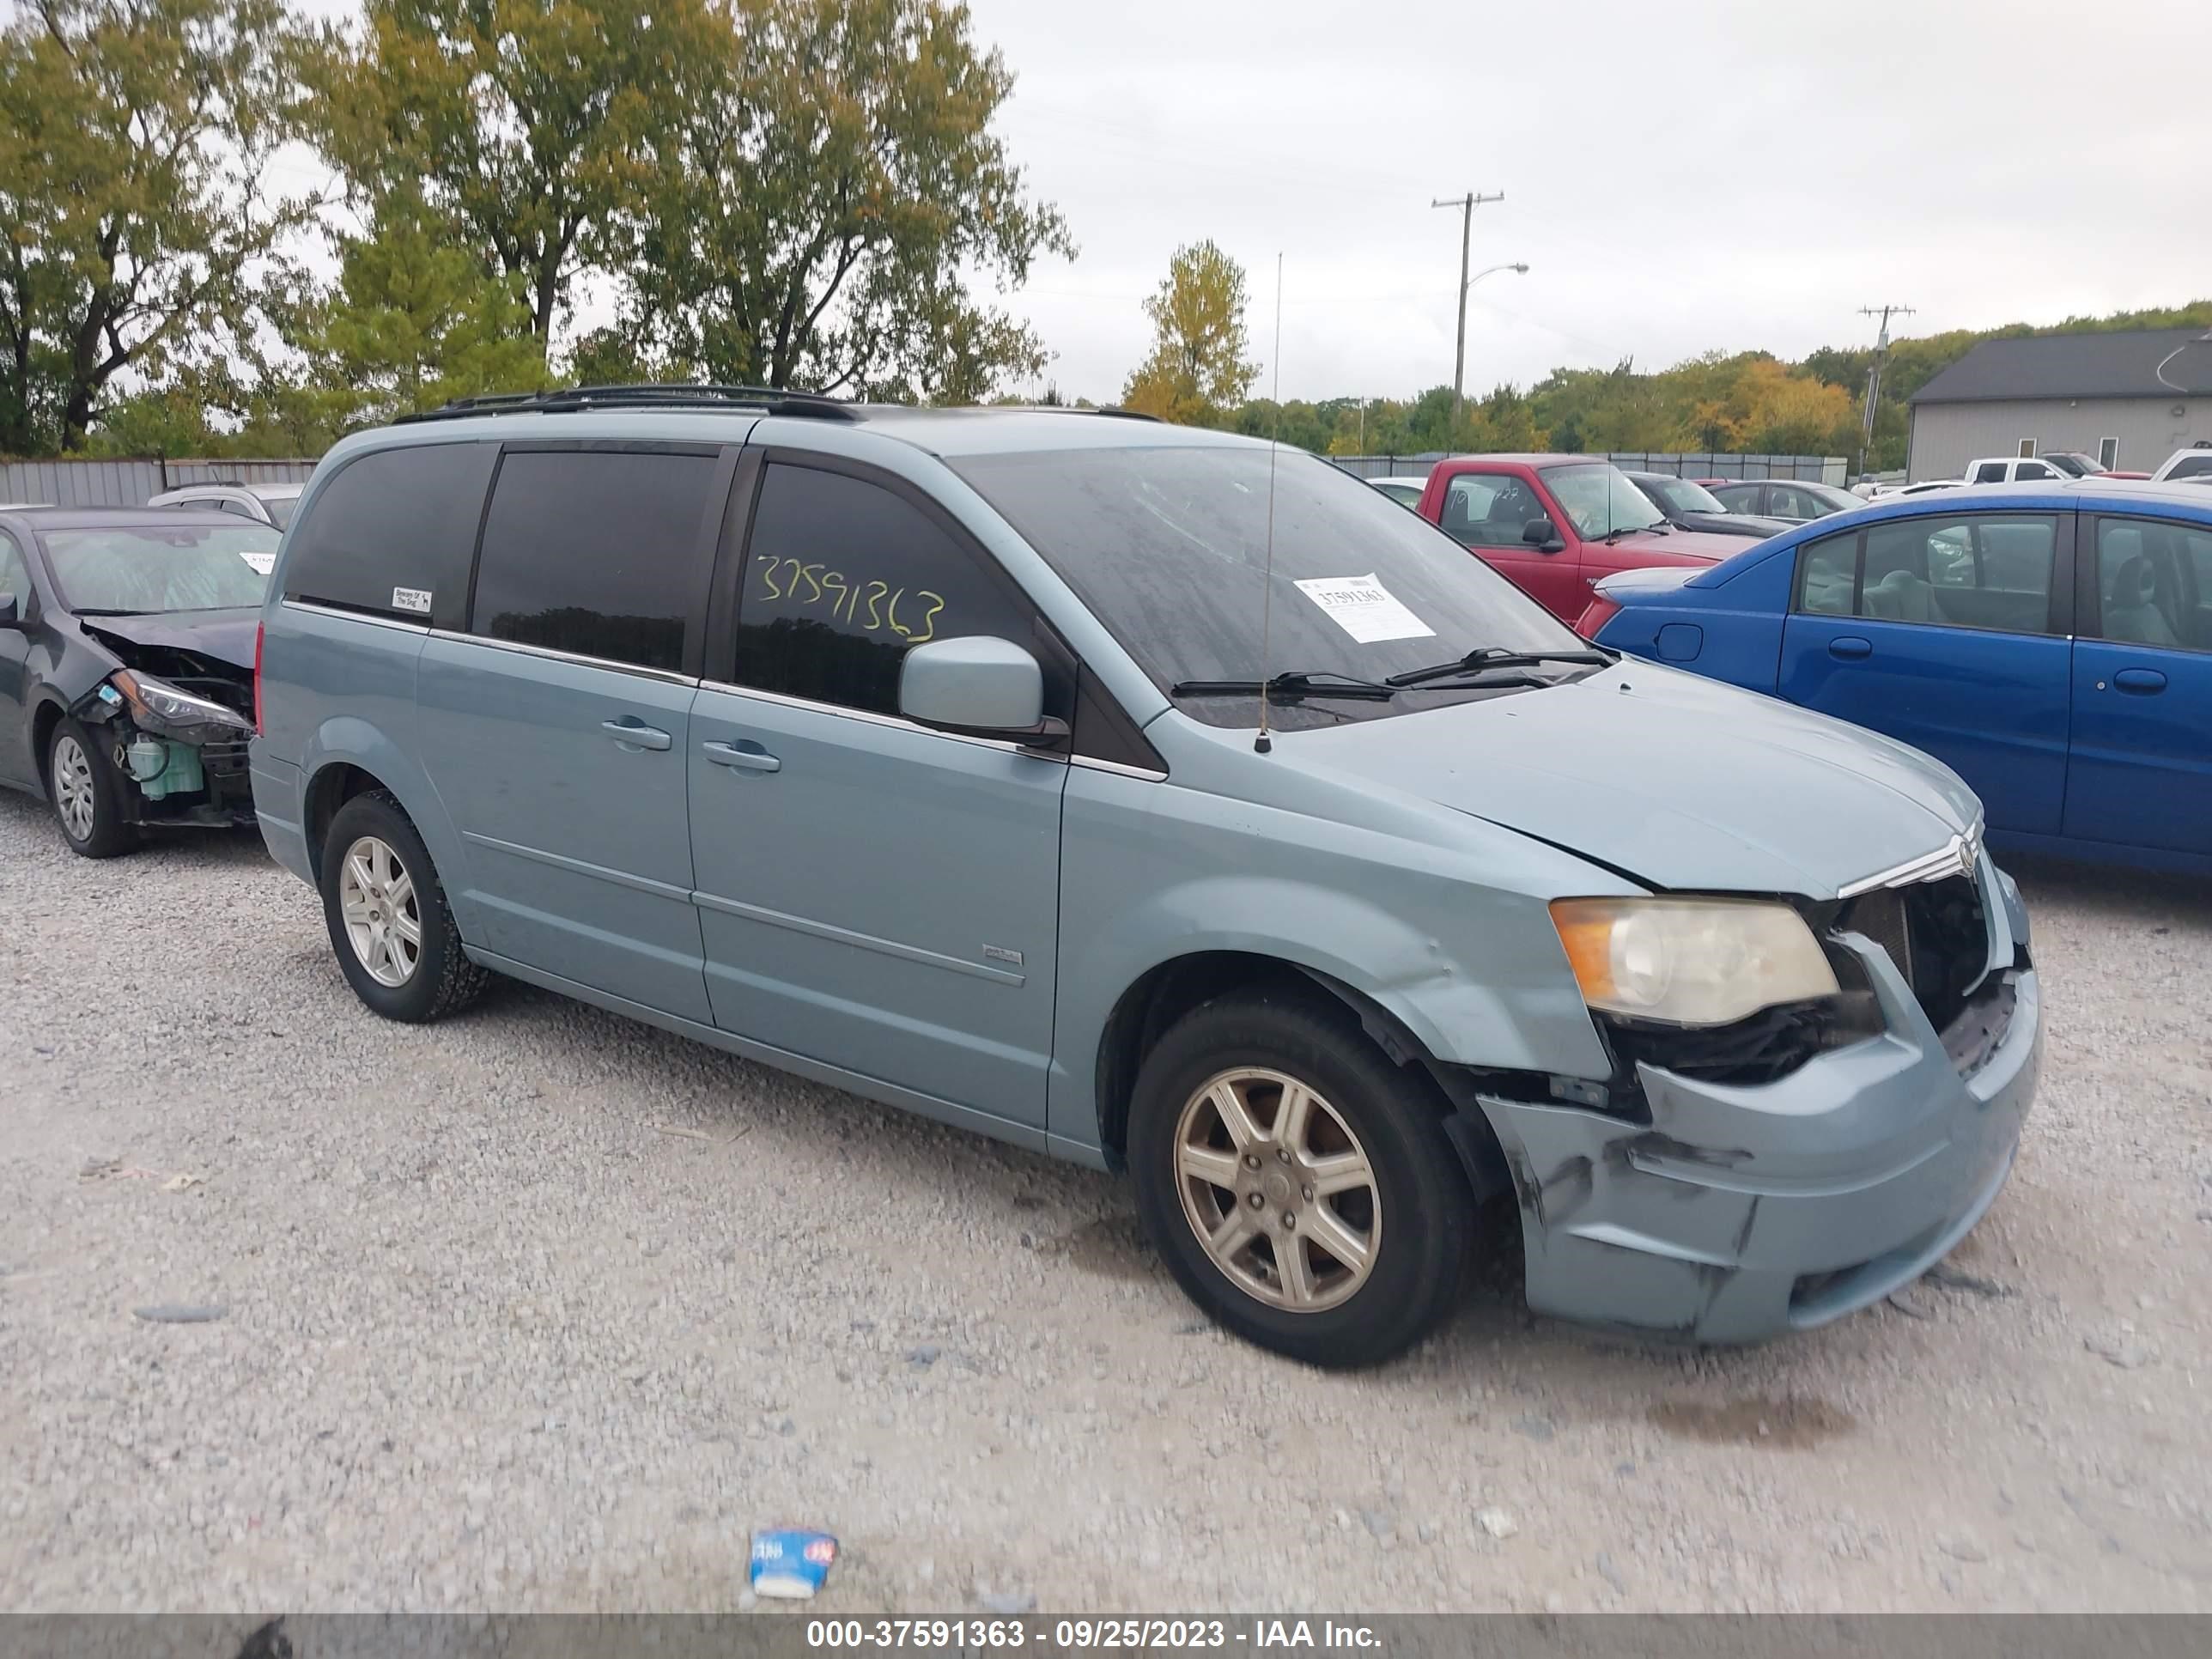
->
[49, 720, 138, 859]
[1128, 984, 1471, 1368]
[319, 789, 491, 1023]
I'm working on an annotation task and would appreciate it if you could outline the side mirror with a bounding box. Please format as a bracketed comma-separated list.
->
[0, 593, 20, 627]
[898, 635, 1066, 744]
[1522, 517, 1565, 552]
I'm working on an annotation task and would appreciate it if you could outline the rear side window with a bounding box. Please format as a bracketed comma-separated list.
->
[283, 442, 497, 628]
[729, 462, 1038, 717]
[1794, 530, 1857, 614]
[469, 448, 722, 675]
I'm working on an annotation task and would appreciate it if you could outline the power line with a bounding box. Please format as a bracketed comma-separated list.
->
[1856, 302, 1914, 479]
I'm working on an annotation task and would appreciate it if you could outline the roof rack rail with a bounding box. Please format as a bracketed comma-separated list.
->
[393, 383, 865, 426]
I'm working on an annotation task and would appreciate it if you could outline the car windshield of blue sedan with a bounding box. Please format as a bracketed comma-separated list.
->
[44, 524, 276, 614]
[1543, 462, 1668, 536]
[952, 445, 1589, 730]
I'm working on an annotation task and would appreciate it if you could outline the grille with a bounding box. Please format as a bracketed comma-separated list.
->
[1837, 871, 2007, 1066]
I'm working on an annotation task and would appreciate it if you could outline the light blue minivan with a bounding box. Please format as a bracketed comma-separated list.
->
[250, 388, 2039, 1366]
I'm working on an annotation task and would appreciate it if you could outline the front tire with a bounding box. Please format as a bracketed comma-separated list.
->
[319, 789, 491, 1023]
[49, 720, 137, 859]
[1128, 985, 1472, 1368]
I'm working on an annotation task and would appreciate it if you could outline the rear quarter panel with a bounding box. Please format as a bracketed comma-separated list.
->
[1596, 539, 1796, 694]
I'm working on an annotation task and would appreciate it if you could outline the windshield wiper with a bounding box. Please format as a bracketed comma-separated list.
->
[1384, 646, 1613, 688]
[70, 607, 148, 617]
[1171, 670, 1398, 702]
[1602, 521, 1665, 542]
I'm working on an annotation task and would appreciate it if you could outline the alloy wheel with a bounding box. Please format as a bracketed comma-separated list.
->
[338, 835, 422, 988]
[52, 735, 96, 842]
[1173, 1066, 1382, 1312]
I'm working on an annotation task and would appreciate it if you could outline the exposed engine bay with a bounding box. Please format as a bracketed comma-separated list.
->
[70, 629, 256, 830]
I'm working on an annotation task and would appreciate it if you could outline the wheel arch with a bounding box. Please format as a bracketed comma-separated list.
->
[1094, 949, 1452, 1167]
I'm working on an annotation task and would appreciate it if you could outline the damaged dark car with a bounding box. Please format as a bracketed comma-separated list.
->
[0, 507, 270, 857]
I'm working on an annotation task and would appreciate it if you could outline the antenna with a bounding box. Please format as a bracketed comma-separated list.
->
[1255, 252, 1285, 757]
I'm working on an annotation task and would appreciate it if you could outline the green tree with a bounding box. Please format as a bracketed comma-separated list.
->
[607, 0, 1070, 398]
[301, 0, 726, 351]
[0, 0, 319, 453]
[286, 191, 550, 432]
[1121, 240, 1259, 425]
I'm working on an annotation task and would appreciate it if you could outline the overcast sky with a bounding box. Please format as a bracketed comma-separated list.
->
[963, 0, 2211, 404]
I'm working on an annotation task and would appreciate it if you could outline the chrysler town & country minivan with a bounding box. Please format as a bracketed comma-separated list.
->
[250, 387, 2039, 1367]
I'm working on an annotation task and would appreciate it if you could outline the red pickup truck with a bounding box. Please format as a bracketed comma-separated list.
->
[1413, 454, 1751, 623]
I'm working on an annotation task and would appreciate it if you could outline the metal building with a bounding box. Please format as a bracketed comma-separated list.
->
[1906, 327, 2211, 481]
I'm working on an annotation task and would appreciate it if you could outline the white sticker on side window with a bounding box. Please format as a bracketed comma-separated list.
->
[391, 586, 433, 615]
[1291, 574, 1436, 644]
[239, 550, 276, 575]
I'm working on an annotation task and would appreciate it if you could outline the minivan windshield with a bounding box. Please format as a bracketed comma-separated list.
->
[952, 444, 1591, 731]
[43, 523, 276, 614]
[1543, 462, 1668, 537]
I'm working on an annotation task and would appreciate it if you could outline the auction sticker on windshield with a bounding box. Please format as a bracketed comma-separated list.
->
[1292, 573, 1435, 644]
[239, 550, 276, 575]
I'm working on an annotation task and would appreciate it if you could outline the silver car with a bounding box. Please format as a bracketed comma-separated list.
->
[249, 390, 2039, 1367]
[145, 480, 305, 529]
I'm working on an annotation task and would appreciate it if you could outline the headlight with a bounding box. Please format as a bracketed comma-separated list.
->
[111, 669, 251, 732]
[1549, 896, 1839, 1027]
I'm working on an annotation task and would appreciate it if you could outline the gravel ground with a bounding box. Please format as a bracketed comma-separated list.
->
[2, 788, 2208, 1615]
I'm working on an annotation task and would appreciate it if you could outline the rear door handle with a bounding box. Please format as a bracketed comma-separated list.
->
[601, 719, 672, 751]
[703, 738, 781, 774]
[2112, 668, 2168, 695]
[1827, 636, 1873, 660]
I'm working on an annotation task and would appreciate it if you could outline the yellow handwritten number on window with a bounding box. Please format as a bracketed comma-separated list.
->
[753, 556, 944, 645]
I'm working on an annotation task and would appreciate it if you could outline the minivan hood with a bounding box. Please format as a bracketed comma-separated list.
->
[1281, 663, 1979, 899]
[78, 608, 258, 676]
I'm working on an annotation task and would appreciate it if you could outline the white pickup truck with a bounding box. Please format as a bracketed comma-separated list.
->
[1961, 455, 2068, 485]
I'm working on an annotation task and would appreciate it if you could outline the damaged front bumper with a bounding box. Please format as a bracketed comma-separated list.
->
[1468, 857, 2039, 1344]
[72, 681, 257, 830]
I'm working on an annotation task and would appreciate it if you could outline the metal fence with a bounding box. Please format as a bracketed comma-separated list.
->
[0, 456, 317, 508]
[1329, 452, 1849, 486]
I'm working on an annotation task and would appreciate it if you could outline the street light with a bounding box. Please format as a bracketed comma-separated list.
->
[1452, 261, 1528, 437]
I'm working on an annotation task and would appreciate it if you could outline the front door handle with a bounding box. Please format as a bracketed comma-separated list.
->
[602, 719, 672, 751]
[703, 738, 781, 774]
[1828, 635, 1873, 660]
[2112, 668, 2168, 696]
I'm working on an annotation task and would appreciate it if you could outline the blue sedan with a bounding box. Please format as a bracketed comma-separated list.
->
[1583, 482, 2212, 875]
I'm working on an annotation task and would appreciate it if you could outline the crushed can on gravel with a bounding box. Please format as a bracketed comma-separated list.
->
[750, 1528, 837, 1599]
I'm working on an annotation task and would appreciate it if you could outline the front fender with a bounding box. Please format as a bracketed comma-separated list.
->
[1046, 766, 1626, 1157]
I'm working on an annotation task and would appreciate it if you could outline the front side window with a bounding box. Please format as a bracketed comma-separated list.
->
[42, 524, 276, 614]
[1540, 462, 1667, 538]
[2016, 461, 2059, 481]
[1856, 514, 2057, 632]
[0, 535, 30, 611]
[951, 444, 1589, 732]
[469, 448, 720, 674]
[1440, 472, 1545, 547]
[730, 462, 1039, 718]
[2094, 518, 2209, 652]
[1972, 462, 2008, 484]
[2169, 453, 2212, 482]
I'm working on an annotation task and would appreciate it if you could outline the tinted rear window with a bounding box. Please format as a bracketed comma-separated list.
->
[283, 442, 497, 628]
[468, 448, 721, 675]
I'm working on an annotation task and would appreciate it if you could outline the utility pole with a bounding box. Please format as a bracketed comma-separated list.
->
[1432, 190, 1504, 438]
[1856, 303, 1914, 480]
